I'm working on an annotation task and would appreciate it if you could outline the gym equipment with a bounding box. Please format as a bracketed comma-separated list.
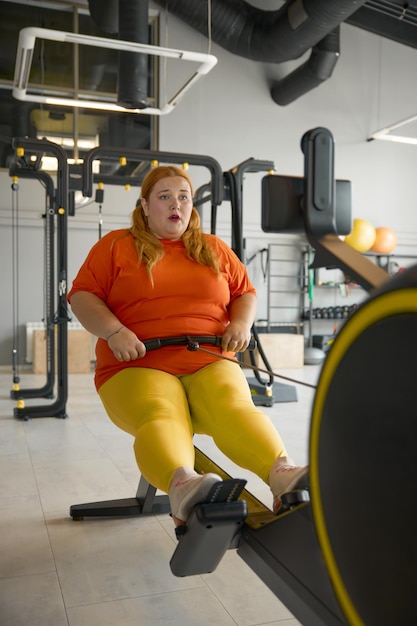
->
[81, 146, 223, 213]
[310, 264, 417, 626]
[300, 129, 388, 292]
[137, 335, 256, 352]
[223, 158, 298, 406]
[304, 246, 326, 365]
[170, 478, 248, 577]
[9, 166, 57, 403]
[11, 138, 70, 420]
[261, 175, 352, 237]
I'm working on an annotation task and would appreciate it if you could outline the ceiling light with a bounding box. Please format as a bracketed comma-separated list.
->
[369, 133, 417, 146]
[13, 27, 217, 115]
[368, 112, 417, 145]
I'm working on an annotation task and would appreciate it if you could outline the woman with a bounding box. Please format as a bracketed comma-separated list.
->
[68, 165, 307, 526]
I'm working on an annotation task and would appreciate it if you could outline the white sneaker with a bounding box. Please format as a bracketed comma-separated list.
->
[169, 472, 222, 524]
[269, 464, 309, 513]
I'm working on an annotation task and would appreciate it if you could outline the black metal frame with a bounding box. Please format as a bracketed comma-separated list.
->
[224, 158, 298, 405]
[70, 474, 170, 519]
[9, 167, 56, 402]
[12, 138, 69, 420]
[81, 146, 224, 215]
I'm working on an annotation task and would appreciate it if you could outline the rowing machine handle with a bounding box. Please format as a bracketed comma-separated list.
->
[143, 338, 163, 351]
[143, 336, 257, 352]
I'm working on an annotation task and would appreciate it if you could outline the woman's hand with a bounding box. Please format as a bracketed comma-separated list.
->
[221, 321, 251, 353]
[107, 327, 147, 362]
[222, 293, 257, 353]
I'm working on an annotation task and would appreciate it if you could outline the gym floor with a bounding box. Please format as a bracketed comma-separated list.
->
[0, 363, 320, 626]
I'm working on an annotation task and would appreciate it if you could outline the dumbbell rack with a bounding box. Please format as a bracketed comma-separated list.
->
[301, 248, 365, 354]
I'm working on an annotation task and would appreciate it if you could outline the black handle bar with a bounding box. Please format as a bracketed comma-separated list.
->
[142, 335, 256, 352]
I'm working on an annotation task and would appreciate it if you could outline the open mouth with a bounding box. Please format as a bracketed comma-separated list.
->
[170, 215, 181, 222]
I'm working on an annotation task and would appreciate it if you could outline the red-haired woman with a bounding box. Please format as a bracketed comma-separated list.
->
[68, 165, 307, 526]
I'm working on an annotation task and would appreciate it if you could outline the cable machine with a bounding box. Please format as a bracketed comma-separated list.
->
[10, 164, 57, 403]
[195, 157, 299, 406]
[227, 158, 298, 405]
[11, 138, 69, 420]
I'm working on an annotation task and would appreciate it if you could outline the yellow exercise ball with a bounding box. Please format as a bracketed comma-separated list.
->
[344, 218, 376, 252]
[370, 226, 398, 254]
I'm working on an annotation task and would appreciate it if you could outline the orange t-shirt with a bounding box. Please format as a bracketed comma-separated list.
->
[68, 230, 256, 389]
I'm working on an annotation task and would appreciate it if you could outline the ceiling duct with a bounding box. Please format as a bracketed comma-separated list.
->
[151, 0, 368, 104]
[271, 26, 340, 106]
[117, 0, 149, 109]
[89, 0, 150, 109]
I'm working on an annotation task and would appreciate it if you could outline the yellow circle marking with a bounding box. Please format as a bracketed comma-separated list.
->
[310, 287, 417, 626]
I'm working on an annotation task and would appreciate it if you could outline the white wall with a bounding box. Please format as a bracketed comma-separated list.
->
[1, 10, 417, 366]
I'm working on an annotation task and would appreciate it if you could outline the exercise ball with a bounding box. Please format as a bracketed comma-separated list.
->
[370, 226, 398, 254]
[344, 218, 376, 252]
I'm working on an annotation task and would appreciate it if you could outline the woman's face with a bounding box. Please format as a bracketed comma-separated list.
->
[141, 175, 193, 240]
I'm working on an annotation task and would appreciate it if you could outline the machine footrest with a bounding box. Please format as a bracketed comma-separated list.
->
[170, 478, 247, 576]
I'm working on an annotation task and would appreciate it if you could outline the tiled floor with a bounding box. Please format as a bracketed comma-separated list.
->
[0, 363, 321, 626]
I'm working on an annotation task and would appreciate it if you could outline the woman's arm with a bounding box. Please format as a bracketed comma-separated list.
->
[69, 291, 123, 339]
[222, 292, 257, 353]
[69, 291, 146, 361]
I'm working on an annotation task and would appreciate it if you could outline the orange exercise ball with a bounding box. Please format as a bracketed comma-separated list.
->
[344, 218, 376, 252]
[370, 226, 398, 254]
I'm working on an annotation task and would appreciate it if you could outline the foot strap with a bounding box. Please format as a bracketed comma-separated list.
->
[280, 488, 310, 512]
[277, 469, 310, 515]
[170, 479, 247, 577]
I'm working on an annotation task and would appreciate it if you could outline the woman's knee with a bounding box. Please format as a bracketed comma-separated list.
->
[185, 360, 252, 405]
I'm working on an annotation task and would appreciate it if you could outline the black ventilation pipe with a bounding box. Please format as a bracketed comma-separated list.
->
[152, 0, 368, 103]
[271, 27, 340, 106]
[117, 0, 149, 109]
[88, 0, 149, 109]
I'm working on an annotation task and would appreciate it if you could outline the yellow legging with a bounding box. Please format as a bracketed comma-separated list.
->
[99, 359, 287, 493]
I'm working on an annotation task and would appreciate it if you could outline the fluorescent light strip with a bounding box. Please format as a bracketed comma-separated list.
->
[13, 26, 217, 115]
[370, 132, 417, 146]
[369, 112, 417, 145]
